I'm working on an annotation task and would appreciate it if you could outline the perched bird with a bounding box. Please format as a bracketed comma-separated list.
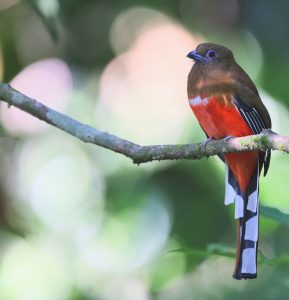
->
[187, 43, 271, 280]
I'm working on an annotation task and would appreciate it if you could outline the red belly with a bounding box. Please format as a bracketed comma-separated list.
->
[190, 96, 258, 192]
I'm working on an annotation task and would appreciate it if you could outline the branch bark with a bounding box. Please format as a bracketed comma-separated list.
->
[0, 82, 288, 164]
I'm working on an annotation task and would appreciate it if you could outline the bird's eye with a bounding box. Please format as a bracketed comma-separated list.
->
[207, 50, 216, 58]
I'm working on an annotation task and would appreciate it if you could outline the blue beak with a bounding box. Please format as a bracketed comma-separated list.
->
[187, 50, 206, 62]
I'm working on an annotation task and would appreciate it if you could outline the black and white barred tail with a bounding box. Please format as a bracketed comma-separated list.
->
[224, 163, 259, 279]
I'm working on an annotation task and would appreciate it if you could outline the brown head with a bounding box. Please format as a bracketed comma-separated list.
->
[186, 43, 257, 97]
[187, 43, 235, 69]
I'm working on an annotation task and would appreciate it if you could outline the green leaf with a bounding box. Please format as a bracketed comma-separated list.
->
[169, 244, 289, 267]
[167, 247, 210, 258]
[207, 243, 235, 258]
[260, 205, 289, 226]
[167, 244, 236, 260]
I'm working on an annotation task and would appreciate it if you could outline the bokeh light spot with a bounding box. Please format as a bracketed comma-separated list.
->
[0, 239, 72, 300]
[77, 192, 171, 274]
[99, 8, 203, 144]
[0, 58, 72, 135]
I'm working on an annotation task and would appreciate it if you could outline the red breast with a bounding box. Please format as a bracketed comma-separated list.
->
[189, 94, 257, 192]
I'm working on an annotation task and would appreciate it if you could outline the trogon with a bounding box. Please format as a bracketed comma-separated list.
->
[186, 43, 271, 280]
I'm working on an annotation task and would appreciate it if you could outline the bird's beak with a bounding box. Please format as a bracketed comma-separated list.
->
[186, 50, 205, 62]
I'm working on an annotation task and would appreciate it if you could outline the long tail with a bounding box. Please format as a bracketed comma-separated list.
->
[224, 163, 259, 280]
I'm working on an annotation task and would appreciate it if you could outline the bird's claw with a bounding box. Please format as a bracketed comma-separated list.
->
[201, 137, 214, 148]
[262, 128, 276, 135]
[223, 135, 234, 142]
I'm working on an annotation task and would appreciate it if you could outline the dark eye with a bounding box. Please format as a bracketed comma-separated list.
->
[207, 50, 216, 58]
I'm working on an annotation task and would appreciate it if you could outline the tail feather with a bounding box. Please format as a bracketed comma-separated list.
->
[224, 164, 236, 205]
[225, 163, 259, 280]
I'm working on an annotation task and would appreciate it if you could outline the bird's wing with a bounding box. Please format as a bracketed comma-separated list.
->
[233, 94, 271, 176]
[233, 95, 267, 134]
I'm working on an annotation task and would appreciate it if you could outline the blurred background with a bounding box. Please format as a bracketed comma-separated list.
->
[0, 0, 289, 299]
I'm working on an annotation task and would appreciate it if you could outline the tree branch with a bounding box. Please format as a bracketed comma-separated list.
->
[0, 82, 288, 164]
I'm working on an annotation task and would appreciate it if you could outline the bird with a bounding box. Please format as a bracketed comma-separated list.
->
[186, 43, 271, 280]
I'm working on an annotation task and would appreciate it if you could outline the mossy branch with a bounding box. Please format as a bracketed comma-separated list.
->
[0, 82, 288, 164]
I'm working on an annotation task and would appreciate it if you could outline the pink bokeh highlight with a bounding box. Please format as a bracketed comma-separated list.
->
[1, 58, 73, 135]
[99, 19, 203, 143]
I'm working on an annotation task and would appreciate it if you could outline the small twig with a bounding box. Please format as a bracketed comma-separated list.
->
[0, 82, 288, 164]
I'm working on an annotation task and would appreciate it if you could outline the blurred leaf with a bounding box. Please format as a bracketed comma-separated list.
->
[0, 22, 22, 81]
[169, 244, 289, 266]
[26, 0, 59, 42]
[0, 224, 27, 239]
[260, 205, 289, 227]
[67, 286, 89, 300]
[168, 244, 235, 260]
[258, 250, 289, 266]
[0, 122, 8, 137]
[263, 253, 289, 266]
[207, 243, 235, 258]
[167, 247, 210, 258]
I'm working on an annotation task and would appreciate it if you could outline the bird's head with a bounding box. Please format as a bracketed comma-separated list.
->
[187, 43, 234, 66]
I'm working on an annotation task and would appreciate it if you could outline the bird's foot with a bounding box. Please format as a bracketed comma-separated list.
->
[201, 137, 214, 148]
[223, 135, 235, 142]
[262, 128, 276, 135]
